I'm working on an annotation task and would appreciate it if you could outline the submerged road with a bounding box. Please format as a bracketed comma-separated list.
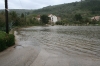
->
[0, 26, 100, 66]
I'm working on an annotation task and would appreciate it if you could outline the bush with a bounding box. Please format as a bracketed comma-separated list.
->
[6, 34, 15, 47]
[0, 31, 7, 51]
[0, 31, 15, 52]
[0, 38, 7, 52]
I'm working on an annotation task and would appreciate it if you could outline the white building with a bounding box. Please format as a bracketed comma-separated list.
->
[48, 14, 58, 24]
[36, 15, 40, 21]
[91, 16, 100, 21]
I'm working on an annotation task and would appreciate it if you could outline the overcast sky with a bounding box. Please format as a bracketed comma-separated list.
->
[0, 0, 80, 9]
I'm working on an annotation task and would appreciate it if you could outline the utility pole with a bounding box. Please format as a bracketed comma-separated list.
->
[5, 0, 9, 34]
[25, 12, 26, 25]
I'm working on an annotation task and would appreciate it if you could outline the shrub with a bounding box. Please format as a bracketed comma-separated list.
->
[0, 31, 15, 52]
[0, 39, 7, 51]
[0, 31, 7, 51]
[6, 34, 15, 47]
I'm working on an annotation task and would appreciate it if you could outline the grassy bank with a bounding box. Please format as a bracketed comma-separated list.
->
[0, 31, 15, 52]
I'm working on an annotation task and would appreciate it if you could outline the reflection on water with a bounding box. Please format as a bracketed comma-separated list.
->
[17, 26, 100, 58]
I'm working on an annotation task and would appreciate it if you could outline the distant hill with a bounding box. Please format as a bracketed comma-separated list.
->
[0, 9, 33, 15]
[0, 0, 100, 19]
[0, 0, 100, 26]
[32, 0, 100, 19]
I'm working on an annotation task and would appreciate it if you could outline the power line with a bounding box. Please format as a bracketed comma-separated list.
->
[19, 0, 23, 9]
[18, 0, 27, 24]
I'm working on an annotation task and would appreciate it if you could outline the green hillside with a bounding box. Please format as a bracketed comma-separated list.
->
[0, 0, 100, 27]
[0, 0, 100, 19]
[0, 9, 33, 15]
[32, 0, 100, 19]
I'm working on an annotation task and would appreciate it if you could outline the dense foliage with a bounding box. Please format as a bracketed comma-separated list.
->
[40, 15, 49, 24]
[0, 31, 15, 51]
[32, 0, 100, 25]
[0, 0, 100, 27]
[0, 10, 43, 31]
[32, 0, 100, 17]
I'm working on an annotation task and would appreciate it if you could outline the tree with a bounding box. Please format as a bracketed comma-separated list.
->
[74, 14, 83, 21]
[21, 13, 24, 18]
[40, 15, 49, 24]
[0, 14, 5, 27]
[9, 11, 17, 22]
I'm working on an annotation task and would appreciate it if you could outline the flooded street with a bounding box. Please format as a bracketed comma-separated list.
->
[0, 26, 100, 66]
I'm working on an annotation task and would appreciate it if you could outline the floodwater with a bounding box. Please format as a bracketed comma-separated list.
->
[0, 26, 100, 66]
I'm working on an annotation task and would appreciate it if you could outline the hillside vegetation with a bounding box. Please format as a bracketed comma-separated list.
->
[0, 0, 100, 28]
[32, 0, 100, 18]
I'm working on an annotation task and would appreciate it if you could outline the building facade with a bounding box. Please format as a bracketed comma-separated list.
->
[91, 16, 100, 21]
[48, 14, 58, 24]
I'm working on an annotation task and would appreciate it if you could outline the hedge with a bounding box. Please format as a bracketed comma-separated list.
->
[0, 31, 15, 52]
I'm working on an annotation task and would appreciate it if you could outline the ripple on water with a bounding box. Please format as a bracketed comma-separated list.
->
[17, 26, 100, 58]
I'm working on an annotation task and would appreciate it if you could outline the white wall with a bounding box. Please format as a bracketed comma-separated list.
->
[48, 14, 58, 23]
